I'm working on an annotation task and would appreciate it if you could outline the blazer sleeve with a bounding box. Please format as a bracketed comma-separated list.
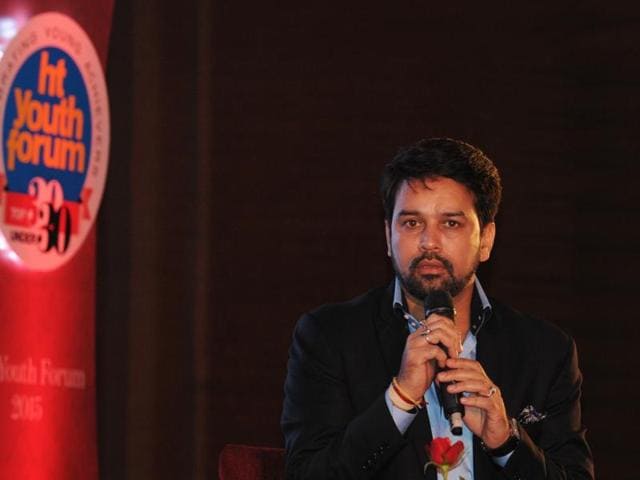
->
[281, 312, 410, 480]
[501, 337, 594, 480]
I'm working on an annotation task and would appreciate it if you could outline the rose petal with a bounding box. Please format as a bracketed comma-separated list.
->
[443, 440, 464, 465]
[427, 437, 452, 465]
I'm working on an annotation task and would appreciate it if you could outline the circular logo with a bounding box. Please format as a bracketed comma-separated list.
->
[0, 13, 109, 271]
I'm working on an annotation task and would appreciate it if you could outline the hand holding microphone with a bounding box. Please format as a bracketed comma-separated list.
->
[425, 291, 512, 447]
[397, 289, 512, 445]
[395, 290, 465, 434]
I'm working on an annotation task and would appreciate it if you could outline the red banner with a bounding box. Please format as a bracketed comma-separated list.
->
[0, 1, 113, 478]
[4, 192, 81, 235]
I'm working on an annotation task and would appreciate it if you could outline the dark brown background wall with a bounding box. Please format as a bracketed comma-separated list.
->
[98, 1, 640, 478]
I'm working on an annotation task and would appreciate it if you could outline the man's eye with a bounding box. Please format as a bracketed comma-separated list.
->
[402, 219, 420, 228]
[444, 220, 460, 228]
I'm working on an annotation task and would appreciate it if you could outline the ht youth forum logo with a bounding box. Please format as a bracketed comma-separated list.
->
[0, 12, 109, 271]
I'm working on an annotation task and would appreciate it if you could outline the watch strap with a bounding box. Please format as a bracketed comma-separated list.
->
[481, 418, 520, 457]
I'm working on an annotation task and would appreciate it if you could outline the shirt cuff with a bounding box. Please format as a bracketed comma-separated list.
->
[384, 389, 416, 434]
[492, 451, 513, 467]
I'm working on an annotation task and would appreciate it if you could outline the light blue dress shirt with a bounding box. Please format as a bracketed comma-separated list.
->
[384, 278, 511, 479]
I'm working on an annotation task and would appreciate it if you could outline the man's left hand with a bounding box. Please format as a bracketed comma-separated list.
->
[437, 358, 510, 449]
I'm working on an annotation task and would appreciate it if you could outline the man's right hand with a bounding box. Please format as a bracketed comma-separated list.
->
[395, 313, 463, 400]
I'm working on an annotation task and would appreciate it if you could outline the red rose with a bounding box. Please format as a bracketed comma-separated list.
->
[426, 437, 464, 467]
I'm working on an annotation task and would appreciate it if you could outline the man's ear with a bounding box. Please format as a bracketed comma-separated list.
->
[479, 222, 496, 262]
[384, 220, 391, 257]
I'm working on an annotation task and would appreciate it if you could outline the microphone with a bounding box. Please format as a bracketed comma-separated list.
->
[425, 290, 464, 436]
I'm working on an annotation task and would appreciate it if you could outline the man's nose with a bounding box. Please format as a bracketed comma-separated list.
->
[419, 224, 441, 251]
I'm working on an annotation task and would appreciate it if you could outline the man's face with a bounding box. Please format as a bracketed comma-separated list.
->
[385, 177, 495, 303]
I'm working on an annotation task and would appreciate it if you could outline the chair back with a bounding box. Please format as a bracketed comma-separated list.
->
[218, 444, 285, 480]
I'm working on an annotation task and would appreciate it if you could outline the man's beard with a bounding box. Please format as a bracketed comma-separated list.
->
[392, 251, 478, 300]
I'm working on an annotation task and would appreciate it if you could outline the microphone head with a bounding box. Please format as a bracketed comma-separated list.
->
[424, 290, 455, 319]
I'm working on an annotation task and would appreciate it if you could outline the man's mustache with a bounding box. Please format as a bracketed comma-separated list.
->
[409, 252, 454, 275]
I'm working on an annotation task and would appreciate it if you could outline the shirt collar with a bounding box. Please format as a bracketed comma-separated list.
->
[392, 277, 493, 335]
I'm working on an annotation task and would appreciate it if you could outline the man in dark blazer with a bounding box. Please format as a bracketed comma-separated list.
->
[281, 138, 594, 479]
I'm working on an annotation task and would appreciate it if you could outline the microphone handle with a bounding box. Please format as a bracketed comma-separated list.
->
[438, 369, 464, 436]
[428, 309, 465, 435]
[424, 296, 464, 435]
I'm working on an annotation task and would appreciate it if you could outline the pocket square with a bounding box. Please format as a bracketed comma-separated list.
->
[518, 405, 547, 425]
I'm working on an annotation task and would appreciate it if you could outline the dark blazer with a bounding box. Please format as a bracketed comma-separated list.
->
[281, 283, 594, 479]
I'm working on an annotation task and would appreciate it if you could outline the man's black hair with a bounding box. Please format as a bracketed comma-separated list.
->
[380, 138, 502, 228]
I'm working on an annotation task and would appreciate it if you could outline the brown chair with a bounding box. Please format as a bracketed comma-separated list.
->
[218, 444, 286, 480]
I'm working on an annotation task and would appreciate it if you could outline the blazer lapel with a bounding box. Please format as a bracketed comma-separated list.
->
[476, 305, 520, 417]
[373, 282, 408, 379]
[475, 314, 503, 393]
[474, 304, 515, 477]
